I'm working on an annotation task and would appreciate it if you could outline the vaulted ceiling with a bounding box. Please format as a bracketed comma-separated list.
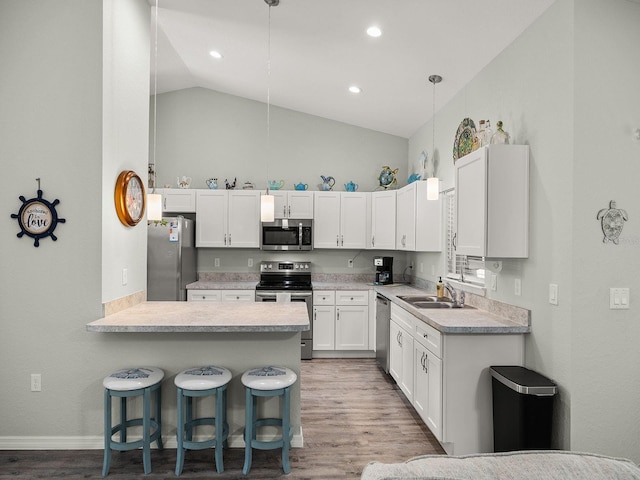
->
[152, 0, 556, 138]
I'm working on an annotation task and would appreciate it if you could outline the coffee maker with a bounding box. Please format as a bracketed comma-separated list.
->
[374, 256, 394, 285]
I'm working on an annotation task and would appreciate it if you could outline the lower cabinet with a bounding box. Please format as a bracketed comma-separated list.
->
[389, 303, 524, 455]
[187, 289, 255, 302]
[313, 290, 369, 352]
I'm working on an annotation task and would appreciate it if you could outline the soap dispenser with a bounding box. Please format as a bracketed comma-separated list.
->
[436, 276, 444, 299]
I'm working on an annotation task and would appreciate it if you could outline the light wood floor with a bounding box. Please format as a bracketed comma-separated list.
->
[0, 359, 444, 479]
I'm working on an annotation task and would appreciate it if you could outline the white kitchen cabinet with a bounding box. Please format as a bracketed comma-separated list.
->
[312, 290, 369, 351]
[370, 190, 396, 249]
[195, 190, 261, 248]
[273, 191, 314, 219]
[414, 321, 443, 440]
[390, 302, 524, 455]
[155, 188, 197, 213]
[395, 182, 441, 252]
[187, 289, 254, 302]
[455, 144, 529, 258]
[314, 192, 369, 249]
[390, 304, 414, 402]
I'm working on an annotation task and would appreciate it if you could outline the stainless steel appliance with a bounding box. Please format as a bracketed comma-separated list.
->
[375, 293, 391, 373]
[374, 256, 394, 285]
[255, 261, 313, 359]
[147, 216, 197, 301]
[261, 219, 313, 251]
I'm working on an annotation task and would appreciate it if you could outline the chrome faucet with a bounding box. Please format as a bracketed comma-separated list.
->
[444, 283, 465, 308]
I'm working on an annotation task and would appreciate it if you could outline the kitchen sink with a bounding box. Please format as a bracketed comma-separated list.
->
[397, 295, 474, 310]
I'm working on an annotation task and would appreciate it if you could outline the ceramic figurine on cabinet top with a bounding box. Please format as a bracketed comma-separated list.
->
[377, 166, 398, 190]
[490, 121, 510, 144]
[597, 200, 628, 244]
[294, 183, 308, 191]
[225, 178, 236, 190]
[206, 178, 218, 189]
[268, 180, 284, 190]
[344, 181, 358, 192]
[320, 175, 335, 191]
[177, 176, 192, 188]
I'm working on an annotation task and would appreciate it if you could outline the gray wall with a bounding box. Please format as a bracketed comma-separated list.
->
[153, 87, 410, 276]
[408, 0, 640, 460]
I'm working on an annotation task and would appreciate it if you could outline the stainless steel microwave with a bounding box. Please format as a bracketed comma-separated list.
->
[261, 219, 313, 251]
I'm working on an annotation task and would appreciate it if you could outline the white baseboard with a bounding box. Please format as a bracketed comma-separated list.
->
[312, 350, 375, 359]
[0, 430, 304, 450]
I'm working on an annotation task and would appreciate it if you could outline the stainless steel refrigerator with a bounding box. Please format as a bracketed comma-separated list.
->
[147, 216, 197, 301]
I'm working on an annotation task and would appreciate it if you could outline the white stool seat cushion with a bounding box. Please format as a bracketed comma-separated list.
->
[103, 367, 164, 391]
[241, 366, 297, 390]
[175, 366, 232, 390]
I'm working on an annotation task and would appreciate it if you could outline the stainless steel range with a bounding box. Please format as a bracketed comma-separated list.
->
[255, 261, 313, 359]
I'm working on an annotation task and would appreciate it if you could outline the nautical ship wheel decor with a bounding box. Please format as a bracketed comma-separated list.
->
[11, 179, 66, 247]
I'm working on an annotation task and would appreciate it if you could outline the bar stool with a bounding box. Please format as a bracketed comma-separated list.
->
[241, 366, 297, 475]
[174, 366, 232, 476]
[102, 367, 164, 477]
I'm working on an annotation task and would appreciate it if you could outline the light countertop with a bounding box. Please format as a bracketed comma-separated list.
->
[186, 280, 258, 290]
[376, 284, 530, 334]
[87, 301, 310, 333]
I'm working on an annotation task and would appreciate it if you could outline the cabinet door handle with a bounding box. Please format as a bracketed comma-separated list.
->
[228, 234, 231, 245]
[283, 205, 287, 217]
[224, 234, 227, 245]
[336, 235, 340, 246]
[288, 205, 291, 217]
[452, 233, 457, 250]
[424, 353, 428, 373]
[372, 235, 375, 247]
[423, 333, 428, 339]
[337, 308, 340, 320]
[163, 197, 167, 209]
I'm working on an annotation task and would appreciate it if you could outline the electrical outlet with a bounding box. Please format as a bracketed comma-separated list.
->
[31, 374, 41, 392]
[121, 268, 128, 286]
[419, 263, 424, 273]
[248, 258, 253, 268]
[348, 259, 354, 268]
[214, 258, 220, 267]
[430, 264, 435, 276]
[515, 278, 521, 296]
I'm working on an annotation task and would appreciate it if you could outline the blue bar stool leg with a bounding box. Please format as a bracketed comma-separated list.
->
[102, 389, 111, 477]
[186, 396, 193, 441]
[155, 385, 163, 449]
[222, 387, 229, 449]
[242, 387, 253, 475]
[214, 388, 225, 473]
[142, 388, 151, 475]
[175, 387, 185, 476]
[282, 386, 292, 474]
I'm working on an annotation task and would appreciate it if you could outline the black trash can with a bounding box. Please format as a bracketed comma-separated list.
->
[490, 366, 557, 452]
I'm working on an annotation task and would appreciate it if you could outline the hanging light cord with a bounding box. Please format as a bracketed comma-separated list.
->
[266, 3, 272, 191]
[152, 0, 159, 193]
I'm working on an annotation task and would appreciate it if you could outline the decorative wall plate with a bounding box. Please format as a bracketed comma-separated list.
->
[453, 118, 476, 162]
[11, 189, 66, 247]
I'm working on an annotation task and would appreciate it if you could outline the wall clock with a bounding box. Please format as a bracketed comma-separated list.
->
[11, 187, 66, 247]
[114, 170, 146, 227]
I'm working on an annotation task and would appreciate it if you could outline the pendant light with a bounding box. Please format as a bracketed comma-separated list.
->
[147, 0, 162, 221]
[426, 74, 442, 201]
[260, 0, 279, 222]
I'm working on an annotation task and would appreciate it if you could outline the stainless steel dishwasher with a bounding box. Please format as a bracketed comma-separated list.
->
[375, 293, 391, 373]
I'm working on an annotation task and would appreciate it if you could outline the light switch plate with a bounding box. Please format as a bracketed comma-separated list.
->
[549, 283, 558, 305]
[610, 287, 630, 309]
[514, 278, 521, 296]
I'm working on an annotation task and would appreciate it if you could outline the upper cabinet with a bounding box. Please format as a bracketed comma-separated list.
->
[195, 190, 261, 248]
[273, 191, 314, 219]
[455, 145, 529, 258]
[371, 190, 397, 250]
[155, 188, 196, 213]
[314, 191, 370, 249]
[396, 182, 441, 252]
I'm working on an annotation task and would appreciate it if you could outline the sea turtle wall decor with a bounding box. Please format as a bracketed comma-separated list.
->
[596, 200, 628, 244]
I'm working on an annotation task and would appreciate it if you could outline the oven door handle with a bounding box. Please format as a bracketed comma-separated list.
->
[255, 291, 312, 300]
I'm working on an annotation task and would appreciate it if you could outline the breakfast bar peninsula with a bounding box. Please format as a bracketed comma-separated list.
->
[87, 301, 309, 447]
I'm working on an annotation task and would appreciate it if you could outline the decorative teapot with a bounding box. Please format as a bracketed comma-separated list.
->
[206, 178, 218, 189]
[377, 166, 398, 190]
[242, 181, 255, 190]
[344, 181, 358, 192]
[177, 176, 192, 189]
[294, 183, 308, 191]
[320, 175, 335, 191]
[268, 180, 284, 190]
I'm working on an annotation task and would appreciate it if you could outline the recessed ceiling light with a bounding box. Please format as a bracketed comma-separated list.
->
[366, 26, 382, 38]
[209, 50, 223, 59]
[349, 85, 362, 94]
